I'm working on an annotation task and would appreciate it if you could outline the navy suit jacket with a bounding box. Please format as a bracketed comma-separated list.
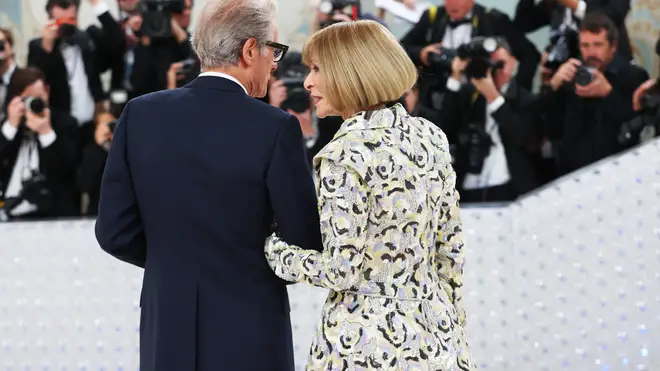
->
[95, 76, 323, 371]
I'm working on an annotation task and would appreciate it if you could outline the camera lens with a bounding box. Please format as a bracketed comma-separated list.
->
[59, 23, 77, 39]
[24, 97, 46, 115]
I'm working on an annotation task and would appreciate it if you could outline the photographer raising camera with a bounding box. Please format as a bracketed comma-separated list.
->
[0, 68, 78, 220]
[440, 37, 540, 203]
[543, 13, 648, 176]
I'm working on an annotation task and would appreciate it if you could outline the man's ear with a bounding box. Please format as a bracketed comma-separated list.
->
[241, 38, 259, 66]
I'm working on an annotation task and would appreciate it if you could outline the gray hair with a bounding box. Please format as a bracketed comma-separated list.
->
[192, 0, 277, 70]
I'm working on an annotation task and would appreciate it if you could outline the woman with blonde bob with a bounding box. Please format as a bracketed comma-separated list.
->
[265, 20, 474, 370]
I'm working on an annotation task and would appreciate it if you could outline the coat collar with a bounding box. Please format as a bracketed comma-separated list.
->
[331, 103, 408, 139]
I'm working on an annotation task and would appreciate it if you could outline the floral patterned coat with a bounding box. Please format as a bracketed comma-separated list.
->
[265, 104, 475, 370]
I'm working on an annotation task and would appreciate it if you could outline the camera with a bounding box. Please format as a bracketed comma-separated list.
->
[545, 28, 580, 71]
[639, 80, 660, 116]
[618, 80, 660, 146]
[430, 37, 504, 79]
[573, 65, 595, 86]
[0, 39, 5, 52]
[55, 18, 78, 45]
[176, 58, 200, 87]
[23, 97, 47, 116]
[21, 171, 52, 211]
[275, 52, 311, 113]
[1, 170, 53, 218]
[139, 0, 185, 39]
[456, 123, 493, 175]
[318, 0, 360, 29]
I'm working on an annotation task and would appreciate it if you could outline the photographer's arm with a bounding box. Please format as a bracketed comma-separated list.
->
[87, 0, 126, 73]
[0, 121, 15, 154]
[599, 67, 649, 123]
[560, 0, 629, 26]
[493, 12, 540, 90]
[490, 90, 541, 149]
[513, 0, 552, 33]
[39, 114, 77, 180]
[400, 9, 434, 66]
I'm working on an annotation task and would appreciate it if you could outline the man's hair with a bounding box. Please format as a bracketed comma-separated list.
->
[0, 28, 14, 46]
[46, 0, 80, 12]
[494, 37, 513, 55]
[8, 67, 46, 98]
[192, 0, 277, 69]
[580, 12, 618, 46]
[302, 20, 417, 115]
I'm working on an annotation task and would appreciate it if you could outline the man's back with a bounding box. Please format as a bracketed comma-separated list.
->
[95, 76, 322, 371]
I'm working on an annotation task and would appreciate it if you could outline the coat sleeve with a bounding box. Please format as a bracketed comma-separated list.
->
[435, 131, 467, 328]
[95, 101, 147, 268]
[265, 156, 370, 292]
[265, 114, 323, 253]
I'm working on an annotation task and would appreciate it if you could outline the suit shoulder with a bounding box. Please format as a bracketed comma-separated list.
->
[248, 97, 290, 122]
[485, 7, 512, 22]
[28, 38, 43, 49]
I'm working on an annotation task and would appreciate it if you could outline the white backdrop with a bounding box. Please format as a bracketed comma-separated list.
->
[1, 138, 659, 370]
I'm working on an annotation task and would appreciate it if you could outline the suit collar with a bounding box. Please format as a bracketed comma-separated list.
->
[197, 72, 248, 94]
[184, 75, 247, 94]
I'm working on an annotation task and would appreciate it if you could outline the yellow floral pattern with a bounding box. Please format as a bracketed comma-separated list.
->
[266, 104, 474, 370]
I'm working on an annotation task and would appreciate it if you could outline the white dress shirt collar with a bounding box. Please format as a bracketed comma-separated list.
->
[2, 62, 16, 85]
[198, 72, 248, 94]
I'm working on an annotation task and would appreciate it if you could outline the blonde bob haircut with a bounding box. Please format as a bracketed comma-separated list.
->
[302, 20, 417, 115]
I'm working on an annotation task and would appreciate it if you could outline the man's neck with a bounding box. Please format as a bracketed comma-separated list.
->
[204, 67, 252, 96]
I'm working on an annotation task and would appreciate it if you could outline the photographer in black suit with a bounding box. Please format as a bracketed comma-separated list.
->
[127, 0, 195, 97]
[514, 0, 632, 61]
[439, 38, 540, 202]
[0, 68, 77, 220]
[543, 13, 648, 176]
[27, 0, 124, 147]
[0, 28, 19, 116]
[400, 0, 540, 126]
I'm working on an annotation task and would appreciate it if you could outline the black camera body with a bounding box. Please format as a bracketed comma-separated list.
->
[21, 171, 52, 212]
[573, 65, 595, 86]
[140, 0, 185, 39]
[545, 28, 580, 71]
[276, 52, 311, 113]
[639, 80, 660, 116]
[318, 0, 360, 29]
[456, 123, 493, 175]
[429, 37, 504, 79]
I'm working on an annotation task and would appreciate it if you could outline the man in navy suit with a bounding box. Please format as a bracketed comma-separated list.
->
[94, 1, 322, 370]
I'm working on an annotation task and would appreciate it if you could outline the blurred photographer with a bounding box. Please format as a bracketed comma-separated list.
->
[263, 52, 320, 166]
[76, 110, 117, 216]
[631, 78, 660, 142]
[514, 0, 632, 62]
[440, 38, 540, 203]
[0, 28, 19, 116]
[543, 13, 648, 176]
[128, 0, 195, 97]
[0, 68, 78, 221]
[166, 57, 201, 89]
[28, 0, 124, 152]
[400, 0, 540, 126]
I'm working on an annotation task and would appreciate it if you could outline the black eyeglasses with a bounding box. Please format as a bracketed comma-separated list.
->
[265, 41, 288, 62]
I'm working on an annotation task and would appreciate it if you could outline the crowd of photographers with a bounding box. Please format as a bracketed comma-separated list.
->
[0, 0, 658, 220]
